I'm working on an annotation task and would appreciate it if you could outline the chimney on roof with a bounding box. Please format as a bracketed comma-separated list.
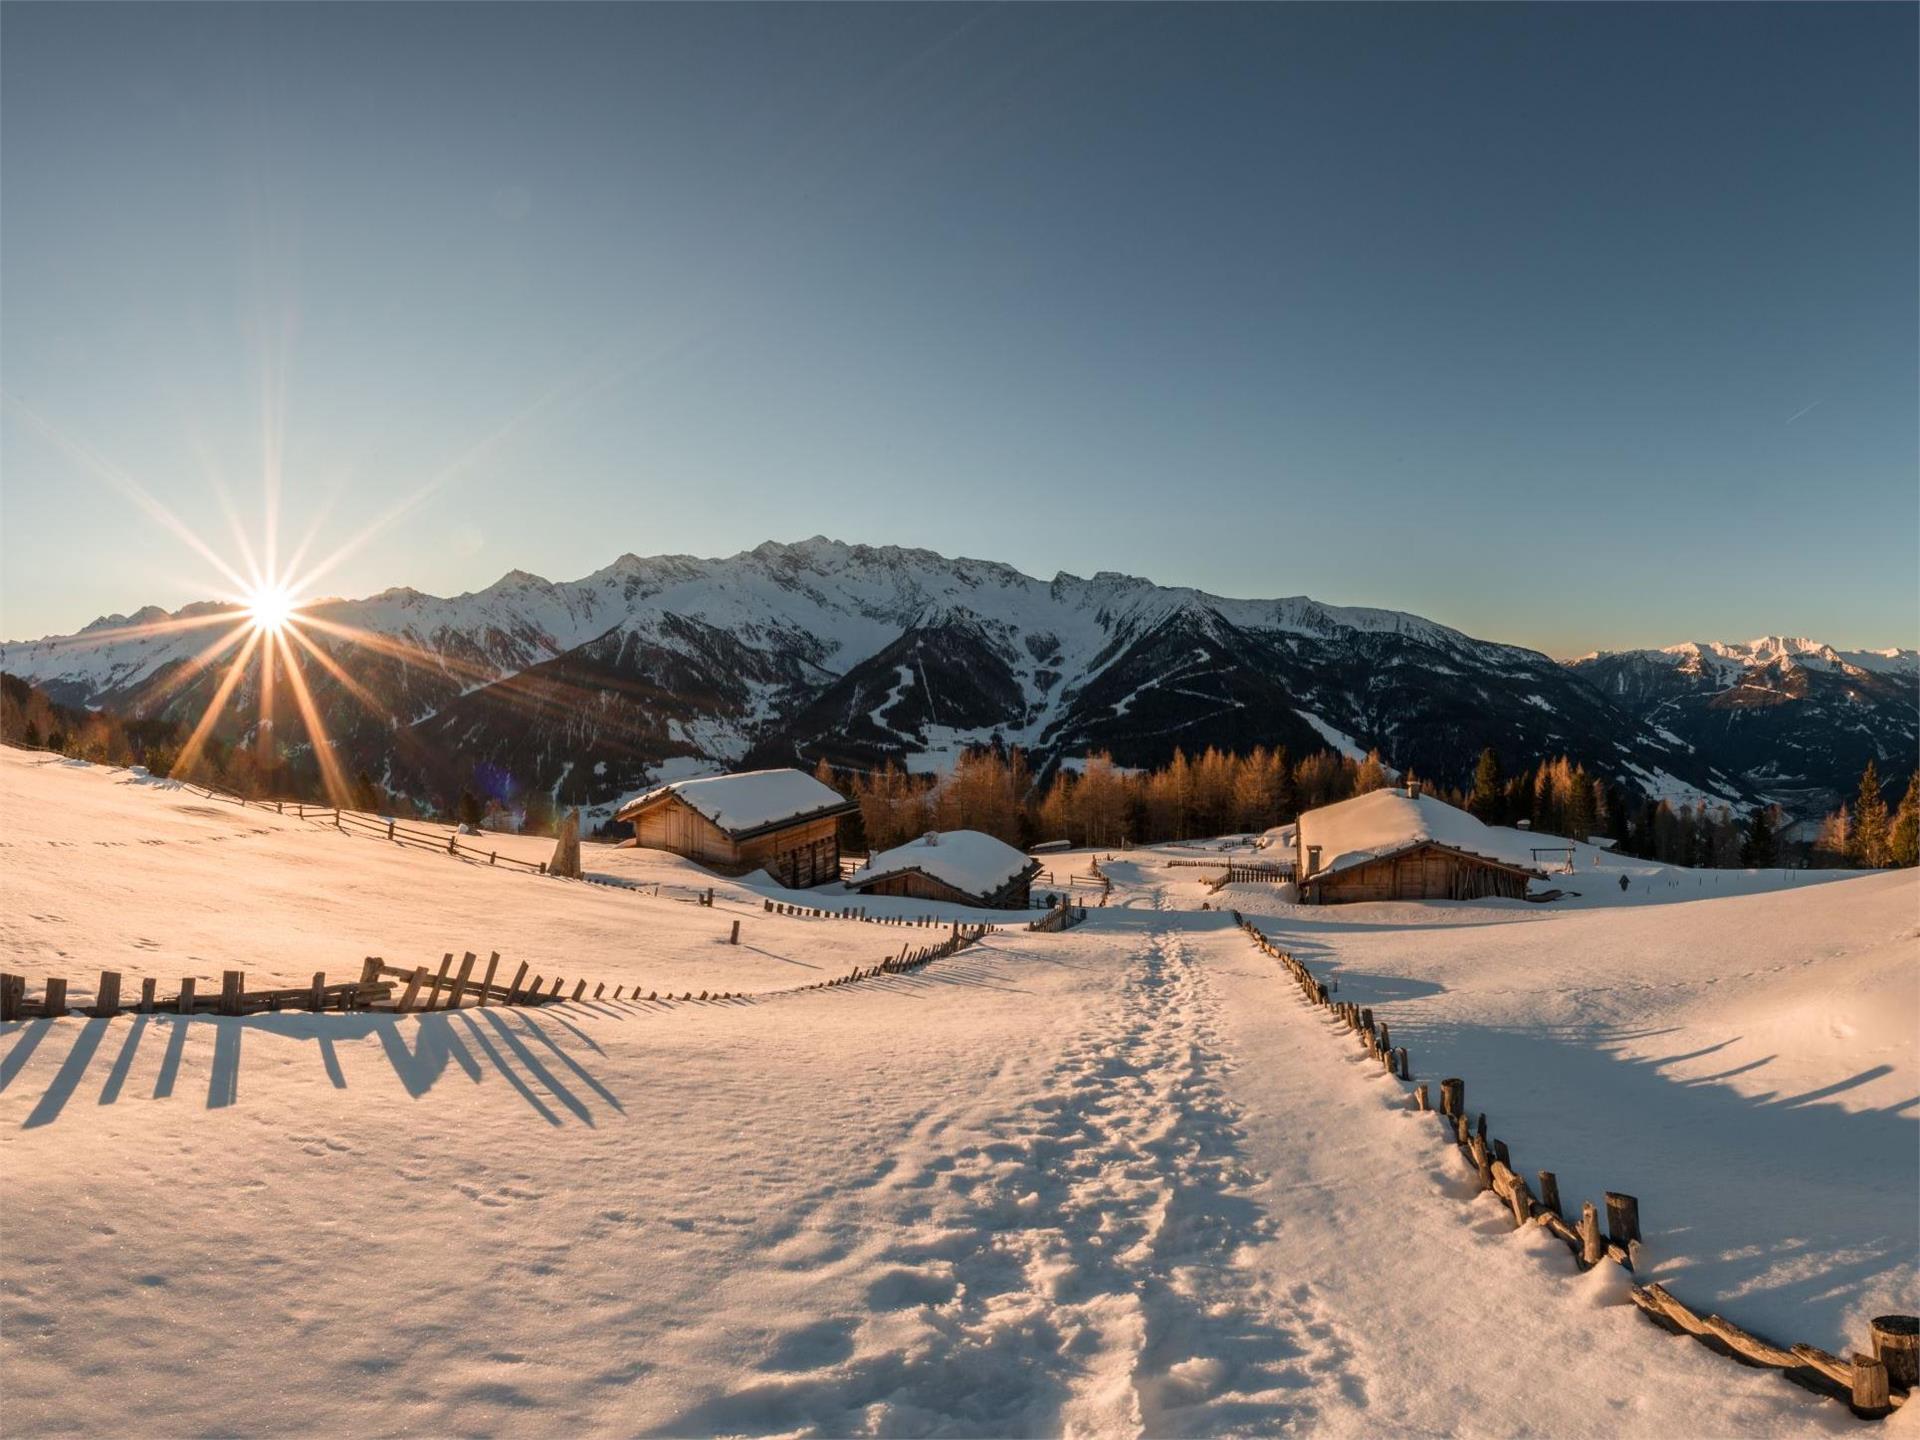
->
[1405, 778, 1419, 799]
[1306, 844, 1322, 875]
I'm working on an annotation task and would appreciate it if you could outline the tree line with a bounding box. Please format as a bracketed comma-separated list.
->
[828, 743, 1396, 854]
[1811, 760, 1920, 869]
[6, 669, 1914, 869]
[822, 741, 1920, 872]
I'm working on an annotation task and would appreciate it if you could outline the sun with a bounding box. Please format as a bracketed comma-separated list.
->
[243, 582, 299, 634]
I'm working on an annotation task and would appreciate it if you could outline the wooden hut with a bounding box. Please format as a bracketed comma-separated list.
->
[846, 830, 1041, 910]
[1296, 786, 1545, 904]
[615, 769, 856, 888]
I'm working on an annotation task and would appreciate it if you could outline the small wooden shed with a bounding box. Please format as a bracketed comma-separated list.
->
[846, 831, 1041, 910]
[1296, 787, 1545, 904]
[615, 769, 856, 889]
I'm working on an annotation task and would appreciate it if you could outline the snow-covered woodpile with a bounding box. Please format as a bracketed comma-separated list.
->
[1295, 786, 1545, 903]
[847, 830, 1042, 909]
[616, 769, 856, 888]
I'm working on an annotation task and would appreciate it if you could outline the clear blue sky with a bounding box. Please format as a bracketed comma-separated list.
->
[3, 3, 1914, 655]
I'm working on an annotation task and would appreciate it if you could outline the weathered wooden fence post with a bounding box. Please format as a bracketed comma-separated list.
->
[176, 978, 195, 1015]
[1870, 1315, 1919, 1391]
[138, 977, 156, 1014]
[1578, 1202, 1605, 1267]
[41, 977, 67, 1018]
[1439, 1077, 1464, 1119]
[1605, 1192, 1641, 1249]
[478, 952, 500, 1007]
[1851, 1355, 1891, 1419]
[730, 920, 741, 944]
[448, 952, 477, 1008]
[219, 971, 244, 1016]
[308, 972, 327, 1012]
[92, 971, 121, 1018]
[1537, 1171, 1562, 1222]
[396, 966, 428, 1013]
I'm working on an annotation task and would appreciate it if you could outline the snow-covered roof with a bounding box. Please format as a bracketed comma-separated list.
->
[850, 830, 1037, 899]
[614, 768, 853, 836]
[1297, 789, 1545, 880]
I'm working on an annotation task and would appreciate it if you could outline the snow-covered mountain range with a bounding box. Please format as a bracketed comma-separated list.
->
[6, 539, 1912, 817]
[1567, 637, 1918, 817]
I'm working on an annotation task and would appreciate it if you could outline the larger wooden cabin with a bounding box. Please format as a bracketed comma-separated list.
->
[1296, 786, 1545, 904]
[615, 769, 856, 888]
[846, 830, 1041, 910]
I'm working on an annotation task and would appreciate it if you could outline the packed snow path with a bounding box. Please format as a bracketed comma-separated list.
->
[2, 755, 1912, 1436]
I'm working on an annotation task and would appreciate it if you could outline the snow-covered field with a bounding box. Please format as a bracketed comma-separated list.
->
[2, 745, 1914, 1437]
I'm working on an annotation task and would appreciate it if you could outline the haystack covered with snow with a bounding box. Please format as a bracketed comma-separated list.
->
[1297, 788, 1545, 903]
[615, 768, 855, 888]
[848, 830, 1041, 909]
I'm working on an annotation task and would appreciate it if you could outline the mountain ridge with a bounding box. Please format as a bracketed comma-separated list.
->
[5, 537, 1912, 819]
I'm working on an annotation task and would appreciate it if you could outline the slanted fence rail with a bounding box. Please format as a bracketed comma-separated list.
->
[1230, 910, 1914, 1421]
[0, 910, 1008, 1023]
[1027, 904, 1089, 934]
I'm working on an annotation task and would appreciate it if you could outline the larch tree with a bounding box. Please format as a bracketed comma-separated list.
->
[1850, 760, 1890, 868]
[1889, 771, 1920, 868]
[1353, 749, 1388, 795]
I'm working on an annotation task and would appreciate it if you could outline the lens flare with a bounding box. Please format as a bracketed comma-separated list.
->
[244, 582, 299, 634]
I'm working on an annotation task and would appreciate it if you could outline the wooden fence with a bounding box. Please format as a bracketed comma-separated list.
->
[1230, 911, 1915, 1420]
[1204, 860, 1294, 892]
[0, 910, 1010, 1023]
[1028, 903, 1089, 933]
[761, 898, 1003, 932]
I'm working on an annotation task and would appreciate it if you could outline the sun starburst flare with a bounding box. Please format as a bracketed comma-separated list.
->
[3, 327, 631, 809]
[243, 582, 300, 635]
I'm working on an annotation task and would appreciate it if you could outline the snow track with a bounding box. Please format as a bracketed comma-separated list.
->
[3, 758, 1910, 1437]
[660, 897, 1357, 1438]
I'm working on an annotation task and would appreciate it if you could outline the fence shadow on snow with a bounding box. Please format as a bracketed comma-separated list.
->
[0, 1006, 626, 1130]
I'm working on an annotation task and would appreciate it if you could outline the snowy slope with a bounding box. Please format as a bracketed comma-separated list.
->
[1210, 854, 1916, 1363]
[2, 746, 1914, 1436]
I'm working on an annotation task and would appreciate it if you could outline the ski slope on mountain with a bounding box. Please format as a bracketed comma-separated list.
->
[2, 746, 1914, 1437]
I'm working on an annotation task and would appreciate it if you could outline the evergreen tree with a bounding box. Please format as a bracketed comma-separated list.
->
[1850, 760, 1890, 868]
[1738, 806, 1777, 868]
[1889, 771, 1920, 868]
[1564, 764, 1596, 842]
[457, 789, 485, 829]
